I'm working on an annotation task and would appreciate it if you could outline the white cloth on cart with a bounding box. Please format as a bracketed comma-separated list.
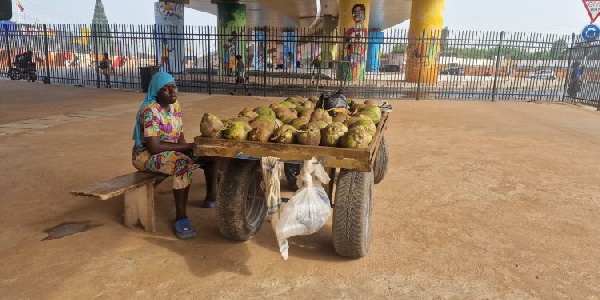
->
[260, 157, 288, 259]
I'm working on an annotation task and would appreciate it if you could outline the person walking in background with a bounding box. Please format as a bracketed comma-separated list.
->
[98, 53, 112, 88]
[223, 42, 232, 75]
[161, 39, 173, 73]
[567, 61, 584, 97]
[229, 55, 250, 96]
[310, 54, 322, 85]
[132, 72, 218, 239]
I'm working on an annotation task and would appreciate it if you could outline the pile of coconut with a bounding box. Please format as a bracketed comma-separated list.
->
[199, 95, 382, 149]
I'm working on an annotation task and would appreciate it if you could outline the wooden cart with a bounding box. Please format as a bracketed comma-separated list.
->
[193, 110, 390, 258]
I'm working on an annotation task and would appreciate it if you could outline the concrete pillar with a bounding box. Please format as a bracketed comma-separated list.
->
[154, 1, 185, 73]
[320, 14, 336, 66]
[338, 0, 371, 81]
[217, 2, 246, 75]
[405, 0, 445, 83]
[367, 30, 383, 72]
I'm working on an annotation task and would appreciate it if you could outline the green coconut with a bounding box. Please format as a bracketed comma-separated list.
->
[253, 106, 276, 117]
[274, 107, 298, 124]
[308, 95, 319, 104]
[298, 107, 314, 118]
[344, 114, 373, 127]
[311, 120, 329, 130]
[285, 95, 305, 105]
[248, 123, 275, 142]
[238, 108, 259, 119]
[279, 101, 297, 109]
[297, 123, 321, 146]
[310, 108, 332, 123]
[356, 104, 382, 124]
[223, 121, 252, 141]
[269, 102, 287, 110]
[300, 101, 314, 109]
[351, 103, 366, 113]
[271, 124, 297, 144]
[320, 122, 349, 147]
[348, 119, 377, 136]
[289, 116, 310, 130]
[340, 126, 373, 149]
[252, 115, 283, 128]
[332, 114, 349, 123]
[250, 118, 279, 132]
[200, 113, 224, 138]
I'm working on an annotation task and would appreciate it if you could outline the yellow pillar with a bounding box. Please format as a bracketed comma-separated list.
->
[338, 0, 371, 81]
[405, 0, 445, 83]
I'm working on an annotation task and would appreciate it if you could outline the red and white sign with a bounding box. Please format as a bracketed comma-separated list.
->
[583, 0, 600, 23]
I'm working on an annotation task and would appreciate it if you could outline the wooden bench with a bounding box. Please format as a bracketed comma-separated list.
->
[71, 171, 169, 232]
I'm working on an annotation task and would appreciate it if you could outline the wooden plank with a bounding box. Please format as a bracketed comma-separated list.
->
[194, 138, 371, 171]
[124, 185, 144, 229]
[137, 183, 156, 232]
[71, 172, 167, 201]
[193, 113, 389, 172]
[368, 111, 391, 168]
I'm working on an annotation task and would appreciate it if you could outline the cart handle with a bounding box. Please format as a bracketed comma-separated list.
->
[378, 101, 393, 113]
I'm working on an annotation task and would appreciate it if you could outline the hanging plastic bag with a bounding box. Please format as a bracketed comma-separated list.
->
[275, 158, 331, 260]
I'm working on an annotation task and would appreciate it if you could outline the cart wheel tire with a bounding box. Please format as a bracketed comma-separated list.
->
[42, 76, 51, 84]
[373, 138, 388, 184]
[9, 70, 17, 80]
[216, 159, 267, 241]
[284, 163, 300, 190]
[332, 169, 374, 258]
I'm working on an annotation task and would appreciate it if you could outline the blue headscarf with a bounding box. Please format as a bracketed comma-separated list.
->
[132, 72, 175, 147]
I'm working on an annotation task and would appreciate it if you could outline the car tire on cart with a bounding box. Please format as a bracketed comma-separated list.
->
[216, 159, 267, 241]
[332, 169, 374, 258]
[9, 69, 18, 80]
[373, 137, 388, 184]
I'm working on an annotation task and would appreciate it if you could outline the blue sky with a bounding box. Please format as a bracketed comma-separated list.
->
[9, 0, 593, 35]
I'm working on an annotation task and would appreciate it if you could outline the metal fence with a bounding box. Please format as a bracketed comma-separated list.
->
[1, 23, 598, 109]
[563, 39, 600, 110]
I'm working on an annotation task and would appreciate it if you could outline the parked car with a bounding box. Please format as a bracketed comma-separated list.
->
[527, 70, 556, 80]
[440, 67, 465, 75]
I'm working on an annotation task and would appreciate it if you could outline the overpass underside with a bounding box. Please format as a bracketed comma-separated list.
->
[185, 0, 412, 30]
[162, 0, 445, 83]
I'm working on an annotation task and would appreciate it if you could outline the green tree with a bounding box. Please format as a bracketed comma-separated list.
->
[549, 39, 567, 59]
[440, 26, 449, 53]
[391, 43, 407, 53]
[91, 0, 114, 55]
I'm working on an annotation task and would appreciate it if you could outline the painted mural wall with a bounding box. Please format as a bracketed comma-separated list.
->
[217, 3, 246, 75]
[154, 1, 184, 73]
[338, 1, 370, 81]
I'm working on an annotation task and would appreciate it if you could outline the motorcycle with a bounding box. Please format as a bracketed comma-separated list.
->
[8, 61, 38, 82]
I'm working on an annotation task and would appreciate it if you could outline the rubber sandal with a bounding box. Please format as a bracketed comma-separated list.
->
[174, 218, 196, 239]
[203, 200, 217, 208]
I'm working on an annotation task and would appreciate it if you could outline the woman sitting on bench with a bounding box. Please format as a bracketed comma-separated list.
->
[131, 72, 216, 239]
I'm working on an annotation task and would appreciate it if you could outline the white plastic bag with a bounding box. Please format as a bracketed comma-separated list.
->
[275, 158, 331, 260]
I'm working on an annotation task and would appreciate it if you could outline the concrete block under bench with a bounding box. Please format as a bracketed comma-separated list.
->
[71, 171, 169, 232]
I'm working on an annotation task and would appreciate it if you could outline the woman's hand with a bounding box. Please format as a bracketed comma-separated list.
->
[145, 136, 193, 155]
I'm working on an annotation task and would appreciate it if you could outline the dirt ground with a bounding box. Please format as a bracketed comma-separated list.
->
[0, 80, 599, 299]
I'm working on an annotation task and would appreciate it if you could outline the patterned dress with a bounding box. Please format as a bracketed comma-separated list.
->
[131, 101, 193, 190]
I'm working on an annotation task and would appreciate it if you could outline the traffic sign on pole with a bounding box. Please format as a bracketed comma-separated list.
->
[581, 24, 600, 42]
[582, 0, 600, 23]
